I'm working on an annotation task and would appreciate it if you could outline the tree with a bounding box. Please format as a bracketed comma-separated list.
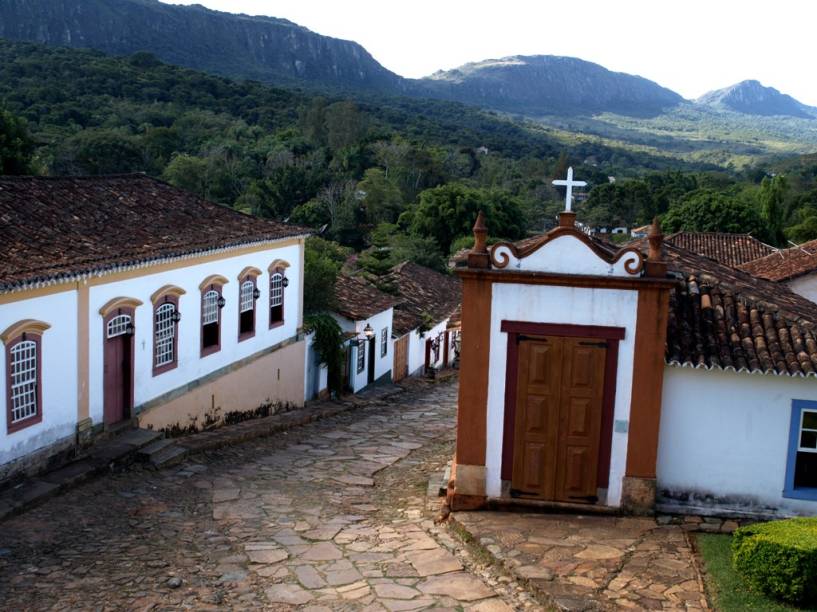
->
[0, 107, 34, 174]
[404, 183, 526, 255]
[303, 236, 350, 314]
[662, 189, 767, 237]
[759, 175, 789, 246]
[162, 154, 210, 198]
[52, 129, 144, 175]
[357, 168, 403, 225]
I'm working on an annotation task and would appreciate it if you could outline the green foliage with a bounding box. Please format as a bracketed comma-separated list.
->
[405, 183, 526, 254]
[0, 106, 35, 174]
[759, 175, 790, 246]
[303, 313, 346, 395]
[303, 237, 350, 315]
[697, 533, 802, 612]
[662, 189, 767, 237]
[358, 223, 445, 278]
[732, 518, 817, 605]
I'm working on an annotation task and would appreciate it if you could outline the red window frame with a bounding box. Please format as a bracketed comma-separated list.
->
[200, 282, 224, 357]
[269, 267, 285, 329]
[5, 332, 44, 434]
[238, 274, 258, 342]
[153, 295, 180, 376]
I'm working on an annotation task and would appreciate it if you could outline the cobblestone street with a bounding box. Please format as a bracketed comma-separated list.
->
[0, 380, 524, 611]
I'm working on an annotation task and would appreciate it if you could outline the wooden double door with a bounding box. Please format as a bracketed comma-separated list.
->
[511, 335, 607, 503]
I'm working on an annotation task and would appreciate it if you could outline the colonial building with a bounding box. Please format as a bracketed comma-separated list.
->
[449, 207, 817, 517]
[332, 275, 397, 393]
[386, 262, 461, 381]
[740, 238, 817, 303]
[0, 175, 309, 481]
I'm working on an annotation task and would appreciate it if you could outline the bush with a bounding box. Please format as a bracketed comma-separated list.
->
[732, 517, 817, 605]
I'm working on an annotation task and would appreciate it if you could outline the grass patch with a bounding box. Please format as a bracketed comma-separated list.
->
[696, 533, 817, 611]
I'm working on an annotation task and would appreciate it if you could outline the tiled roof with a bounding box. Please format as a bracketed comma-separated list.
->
[662, 243, 817, 377]
[332, 275, 398, 321]
[385, 262, 462, 336]
[738, 239, 817, 282]
[0, 174, 309, 292]
[665, 232, 775, 267]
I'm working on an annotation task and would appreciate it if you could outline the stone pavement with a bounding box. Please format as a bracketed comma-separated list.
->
[453, 512, 708, 611]
[0, 380, 529, 611]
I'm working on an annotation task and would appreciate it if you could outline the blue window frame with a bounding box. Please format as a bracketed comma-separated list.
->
[783, 400, 817, 501]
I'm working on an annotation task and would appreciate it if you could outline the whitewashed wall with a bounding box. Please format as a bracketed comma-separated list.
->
[335, 308, 393, 393]
[88, 241, 303, 423]
[303, 331, 329, 401]
[787, 274, 817, 305]
[658, 366, 817, 516]
[485, 283, 639, 506]
[0, 290, 79, 466]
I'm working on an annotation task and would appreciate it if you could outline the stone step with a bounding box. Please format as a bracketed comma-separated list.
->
[40, 459, 97, 491]
[146, 444, 188, 469]
[136, 437, 176, 461]
[117, 428, 164, 450]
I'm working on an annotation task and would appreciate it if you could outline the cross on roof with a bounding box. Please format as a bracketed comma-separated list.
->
[552, 166, 586, 213]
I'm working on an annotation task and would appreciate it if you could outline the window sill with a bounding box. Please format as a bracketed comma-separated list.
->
[269, 321, 285, 330]
[7, 412, 43, 435]
[153, 362, 178, 377]
[783, 487, 817, 501]
[201, 345, 221, 358]
[238, 331, 256, 343]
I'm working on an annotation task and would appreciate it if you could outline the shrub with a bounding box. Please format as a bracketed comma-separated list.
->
[731, 517, 817, 605]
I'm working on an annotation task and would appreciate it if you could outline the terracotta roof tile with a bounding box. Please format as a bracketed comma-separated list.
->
[0, 174, 309, 292]
[665, 232, 775, 267]
[332, 275, 398, 321]
[385, 262, 462, 336]
[738, 239, 817, 282]
[661, 243, 817, 377]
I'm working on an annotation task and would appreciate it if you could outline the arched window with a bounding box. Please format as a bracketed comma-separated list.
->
[2, 320, 49, 433]
[150, 285, 184, 376]
[154, 302, 178, 371]
[198, 275, 228, 357]
[106, 314, 133, 338]
[237, 266, 261, 341]
[270, 270, 285, 327]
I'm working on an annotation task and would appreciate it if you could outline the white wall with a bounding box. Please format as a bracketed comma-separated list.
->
[658, 366, 817, 516]
[88, 241, 303, 423]
[787, 274, 817, 305]
[485, 283, 639, 506]
[303, 331, 329, 401]
[0, 290, 79, 466]
[335, 308, 393, 393]
[491, 234, 641, 277]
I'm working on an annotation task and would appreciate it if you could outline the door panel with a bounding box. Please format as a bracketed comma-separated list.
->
[103, 335, 129, 425]
[512, 335, 606, 503]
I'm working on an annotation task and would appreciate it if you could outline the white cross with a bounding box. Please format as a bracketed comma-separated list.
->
[552, 166, 587, 213]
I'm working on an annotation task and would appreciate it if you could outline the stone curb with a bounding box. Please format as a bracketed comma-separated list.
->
[0, 386, 407, 524]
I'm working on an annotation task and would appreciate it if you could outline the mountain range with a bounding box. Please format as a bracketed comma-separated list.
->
[1, 0, 816, 165]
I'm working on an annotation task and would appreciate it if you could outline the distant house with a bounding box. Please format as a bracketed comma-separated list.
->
[385, 262, 461, 381]
[449, 211, 817, 518]
[0, 175, 309, 482]
[331, 275, 397, 393]
[630, 225, 651, 239]
[664, 231, 775, 268]
[740, 239, 817, 303]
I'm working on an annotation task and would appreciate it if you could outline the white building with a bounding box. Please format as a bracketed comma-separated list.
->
[448, 212, 817, 517]
[331, 275, 396, 393]
[0, 175, 309, 482]
[386, 262, 461, 381]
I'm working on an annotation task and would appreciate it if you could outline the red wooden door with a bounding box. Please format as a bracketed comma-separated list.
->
[103, 314, 133, 426]
[511, 336, 606, 503]
[393, 335, 409, 382]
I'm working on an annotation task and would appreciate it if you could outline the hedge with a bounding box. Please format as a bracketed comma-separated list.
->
[732, 517, 817, 605]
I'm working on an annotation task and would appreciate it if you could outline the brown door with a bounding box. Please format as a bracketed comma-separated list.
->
[393, 335, 409, 382]
[511, 336, 606, 503]
[103, 315, 133, 426]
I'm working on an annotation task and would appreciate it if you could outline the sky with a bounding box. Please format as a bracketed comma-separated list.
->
[163, 0, 817, 105]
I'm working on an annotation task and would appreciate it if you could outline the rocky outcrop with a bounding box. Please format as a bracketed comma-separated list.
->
[697, 80, 816, 119]
[417, 55, 683, 117]
[0, 0, 403, 91]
